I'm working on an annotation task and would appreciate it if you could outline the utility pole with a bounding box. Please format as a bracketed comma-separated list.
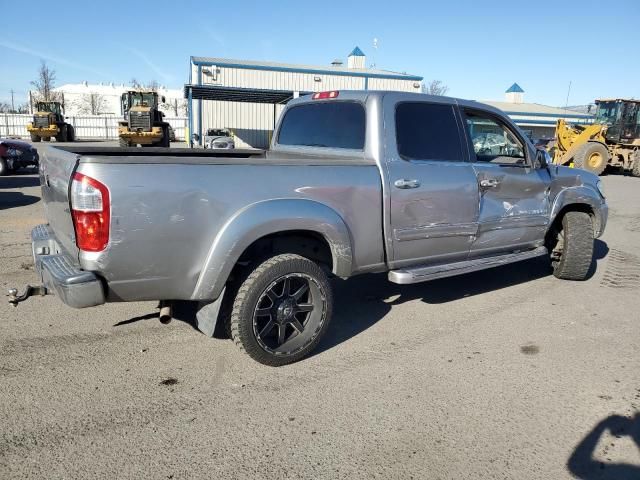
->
[10, 89, 15, 111]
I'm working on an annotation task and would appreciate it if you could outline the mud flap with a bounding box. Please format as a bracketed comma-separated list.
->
[195, 287, 226, 337]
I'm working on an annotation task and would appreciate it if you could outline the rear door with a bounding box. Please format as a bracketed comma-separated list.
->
[460, 107, 551, 257]
[384, 95, 480, 269]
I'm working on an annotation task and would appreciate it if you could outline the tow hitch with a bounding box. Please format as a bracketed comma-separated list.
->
[7, 285, 48, 306]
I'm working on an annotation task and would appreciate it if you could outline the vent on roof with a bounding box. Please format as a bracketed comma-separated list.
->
[348, 47, 366, 69]
[331, 59, 343, 67]
[505, 83, 524, 104]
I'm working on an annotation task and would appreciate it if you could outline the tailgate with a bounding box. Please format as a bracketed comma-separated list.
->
[39, 146, 80, 259]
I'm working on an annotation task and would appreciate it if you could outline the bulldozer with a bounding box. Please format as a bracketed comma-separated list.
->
[118, 90, 170, 147]
[26, 100, 75, 143]
[551, 98, 640, 176]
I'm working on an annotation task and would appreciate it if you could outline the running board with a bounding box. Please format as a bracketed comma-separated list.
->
[388, 247, 548, 285]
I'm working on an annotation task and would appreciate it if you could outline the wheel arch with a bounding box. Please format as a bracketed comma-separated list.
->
[191, 199, 353, 301]
[547, 194, 602, 244]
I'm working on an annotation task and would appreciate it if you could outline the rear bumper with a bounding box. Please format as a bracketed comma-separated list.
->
[31, 224, 105, 308]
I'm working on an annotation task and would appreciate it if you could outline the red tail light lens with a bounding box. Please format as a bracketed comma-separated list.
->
[70, 172, 110, 252]
[312, 91, 339, 100]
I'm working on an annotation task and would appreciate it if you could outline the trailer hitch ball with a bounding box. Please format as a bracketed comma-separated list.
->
[7, 285, 47, 307]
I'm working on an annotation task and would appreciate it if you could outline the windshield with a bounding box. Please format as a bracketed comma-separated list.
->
[130, 93, 157, 107]
[595, 101, 620, 125]
[36, 102, 59, 113]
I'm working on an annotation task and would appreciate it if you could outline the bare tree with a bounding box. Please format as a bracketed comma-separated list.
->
[16, 102, 30, 114]
[76, 93, 108, 115]
[162, 98, 186, 116]
[0, 102, 11, 113]
[422, 80, 449, 96]
[0, 101, 29, 113]
[130, 78, 160, 91]
[31, 61, 61, 102]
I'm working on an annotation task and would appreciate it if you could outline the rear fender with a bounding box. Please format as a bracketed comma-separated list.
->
[191, 199, 353, 301]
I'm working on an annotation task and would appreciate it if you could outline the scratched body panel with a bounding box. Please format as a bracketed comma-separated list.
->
[75, 162, 383, 302]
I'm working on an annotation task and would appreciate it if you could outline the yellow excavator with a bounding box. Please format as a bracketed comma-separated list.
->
[551, 99, 640, 176]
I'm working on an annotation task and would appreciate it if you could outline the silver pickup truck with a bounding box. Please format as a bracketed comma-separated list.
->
[12, 91, 608, 366]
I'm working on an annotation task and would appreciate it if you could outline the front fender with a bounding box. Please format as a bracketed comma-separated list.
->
[549, 185, 607, 237]
[191, 199, 353, 301]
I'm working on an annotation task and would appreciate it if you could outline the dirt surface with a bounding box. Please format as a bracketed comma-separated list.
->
[1, 156, 639, 479]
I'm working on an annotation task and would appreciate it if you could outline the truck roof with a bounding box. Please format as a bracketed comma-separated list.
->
[289, 90, 508, 118]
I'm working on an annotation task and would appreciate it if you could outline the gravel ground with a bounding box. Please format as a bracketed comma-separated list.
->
[1, 152, 639, 479]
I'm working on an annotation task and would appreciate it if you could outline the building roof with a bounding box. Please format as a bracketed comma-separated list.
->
[349, 46, 365, 57]
[190, 56, 422, 81]
[482, 100, 594, 127]
[506, 83, 524, 93]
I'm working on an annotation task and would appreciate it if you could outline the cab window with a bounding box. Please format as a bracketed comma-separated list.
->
[464, 110, 526, 165]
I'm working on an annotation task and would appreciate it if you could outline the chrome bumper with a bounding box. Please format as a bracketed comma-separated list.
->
[31, 224, 105, 308]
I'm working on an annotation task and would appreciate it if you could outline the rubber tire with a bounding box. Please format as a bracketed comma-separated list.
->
[552, 211, 594, 281]
[573, 142, 609, 176]
[55, 124, 67, 142]
[230, 254, 333, 366]
[119, 137, 130, 148]
[30, 134, 41, 142]
[160, 125, 170, 148]
[66, 124, 75, 142]
[631, 151, 640, 177]
[0, 158, 9, 176]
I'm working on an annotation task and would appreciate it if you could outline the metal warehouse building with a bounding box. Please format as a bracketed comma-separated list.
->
[186, 47, 423, 148]
[483, 83, 594, 140]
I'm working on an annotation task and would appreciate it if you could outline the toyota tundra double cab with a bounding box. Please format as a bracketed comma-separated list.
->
[12, 90, 607, 366]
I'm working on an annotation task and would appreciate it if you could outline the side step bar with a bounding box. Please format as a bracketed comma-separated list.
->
[388, 246, 548, 285]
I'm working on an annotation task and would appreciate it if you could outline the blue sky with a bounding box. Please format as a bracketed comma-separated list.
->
[1, 0, 638, 107]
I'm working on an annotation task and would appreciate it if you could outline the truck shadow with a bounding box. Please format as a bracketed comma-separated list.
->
[567, 413, 640, 479]
[315, 240, 608, 356]
[0, 173, 41, 189]
[0, 191, 40, 210]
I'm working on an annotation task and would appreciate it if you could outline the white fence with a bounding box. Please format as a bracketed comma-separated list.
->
[0, 114, 188, 141]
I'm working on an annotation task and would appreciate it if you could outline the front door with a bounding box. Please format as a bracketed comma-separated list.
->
[385, 96, 480, 269]
[461, 108, 551, 257]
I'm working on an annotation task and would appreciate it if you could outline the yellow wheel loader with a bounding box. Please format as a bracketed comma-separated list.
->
[26, 100, 75, 143]
[551, 99, 640, 176]
[118, 91, 170, 148]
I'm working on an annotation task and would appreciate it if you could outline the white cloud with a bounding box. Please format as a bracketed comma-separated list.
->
[0, 40, 108, 78]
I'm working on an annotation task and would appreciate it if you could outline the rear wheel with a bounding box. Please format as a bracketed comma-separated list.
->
[549, 211, 594, 280]
[66, 124, 75, 142]
[631, 150, 640, 177]
[30, 134, 41, 142]
[55, 124, 68, 142]
[230, 254, 333, 366]
[0, 158, 10, 176]
[573, 142, 609, 176]
[118, 137, 130, 148]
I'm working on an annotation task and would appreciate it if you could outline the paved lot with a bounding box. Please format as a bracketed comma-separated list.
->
[1, 150, 639, 479]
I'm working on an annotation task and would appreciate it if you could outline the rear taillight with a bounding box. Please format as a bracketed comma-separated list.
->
[312, 91, 339, 100]
[71, 172, 110, 252]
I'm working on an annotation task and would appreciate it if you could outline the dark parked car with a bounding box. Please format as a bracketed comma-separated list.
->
[0, 139, 39, 175]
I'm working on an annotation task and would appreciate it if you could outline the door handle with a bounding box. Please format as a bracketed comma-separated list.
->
[479, 178, 500, 189]
[394, 179, 421, 189]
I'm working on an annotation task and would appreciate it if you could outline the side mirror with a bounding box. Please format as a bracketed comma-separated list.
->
[161, 96, 166, 103]
[535, 149, 550, 169]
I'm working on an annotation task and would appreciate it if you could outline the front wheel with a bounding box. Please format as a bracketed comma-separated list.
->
[630, 150, 640, 177]
[0, 158, 10, 176]
[550, 211, 594, 280]
[573, 142, 609, 176]
[30, 134, 41, 142]
[230, 254, 333, 366]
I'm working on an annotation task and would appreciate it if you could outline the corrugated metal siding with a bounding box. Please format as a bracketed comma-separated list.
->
[192, 63, 421, 149]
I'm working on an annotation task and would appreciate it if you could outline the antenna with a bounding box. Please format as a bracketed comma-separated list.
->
[371, 37, 378, 69]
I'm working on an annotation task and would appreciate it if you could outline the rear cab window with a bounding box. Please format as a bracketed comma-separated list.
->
[277, 102, 366, 150]
[395, 102, 465, 161]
